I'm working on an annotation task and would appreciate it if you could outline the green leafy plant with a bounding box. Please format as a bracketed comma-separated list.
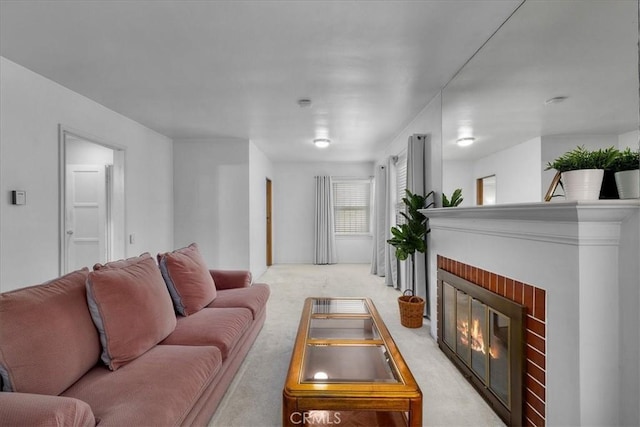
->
[612, 147, 639, 172]
[387, 189, 434, 261]
[545, 145, 618, 172]
[442, 189, 463, 207]
[387, 189, 435, 295]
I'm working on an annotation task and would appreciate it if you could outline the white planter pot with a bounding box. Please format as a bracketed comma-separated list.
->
[561, 169, 604, 201]
[614, 169, 640, 199]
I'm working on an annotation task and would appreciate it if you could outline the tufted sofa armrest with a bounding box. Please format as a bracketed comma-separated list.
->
[0, 392, 95, 427]
[209, 270, 252, 290]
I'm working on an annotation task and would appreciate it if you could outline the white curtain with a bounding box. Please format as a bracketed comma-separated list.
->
[370, 158, 398, 286]
[407, 134, 429, 315]
[313, 176, 337, 265]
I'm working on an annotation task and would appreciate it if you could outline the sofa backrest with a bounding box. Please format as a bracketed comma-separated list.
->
[0, 268, 101, 395]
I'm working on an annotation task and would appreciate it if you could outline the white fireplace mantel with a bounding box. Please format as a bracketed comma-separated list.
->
[422, 200, 639, 247]
[421, 200, 640, 426]
[422, 200, 639, 222]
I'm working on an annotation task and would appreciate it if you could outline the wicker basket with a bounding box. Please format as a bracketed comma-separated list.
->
[398, 290, 425, 328]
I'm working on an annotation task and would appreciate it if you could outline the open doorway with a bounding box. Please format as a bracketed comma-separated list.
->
[476, 175, 497, 206]
[59, 126, 125, 274]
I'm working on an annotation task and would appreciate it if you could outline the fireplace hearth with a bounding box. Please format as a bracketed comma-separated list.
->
[438, 269, 525, 426]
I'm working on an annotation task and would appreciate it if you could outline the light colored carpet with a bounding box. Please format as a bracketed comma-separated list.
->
[208, 264, 505, 427]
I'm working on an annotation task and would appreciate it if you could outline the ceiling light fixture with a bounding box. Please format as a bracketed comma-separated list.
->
[313, 138, 331, 148]
[297, 98, 313, 108]
[456, 137, 475, 147]
[544, 96, 568, 105]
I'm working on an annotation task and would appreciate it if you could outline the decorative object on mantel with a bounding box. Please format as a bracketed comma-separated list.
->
[442, 188, 463, 207]
[544, 171, 563, 202]
[612, 147, 640, 199]
[545, 145, 618, 201]
[387, 189, 434, 327]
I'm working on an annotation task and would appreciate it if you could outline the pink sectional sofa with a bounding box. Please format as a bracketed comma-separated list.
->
[0, 243, 270, 426]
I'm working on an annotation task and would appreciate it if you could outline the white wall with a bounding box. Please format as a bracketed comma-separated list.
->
[249, 141, 274, 278]
[443, 138, 546, 206]
[473, 136, 542, 204]
[619, 209, 640, 425]
[0, 57, 174, 292]
[173, 138, 250, 271]
[442, 160, 473, 207]
[273, 161, 374, 264]
[618, 129, 640, 150]
[66, 138, 114, 165]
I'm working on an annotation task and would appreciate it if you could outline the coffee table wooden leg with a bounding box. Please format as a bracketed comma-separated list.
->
[409, 397, 422, 427]
[282, 392, 297, 427]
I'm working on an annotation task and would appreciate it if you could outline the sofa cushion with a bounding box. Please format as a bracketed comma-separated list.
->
[207, 283, 270, 319]
[62, 345, 222, 427]
[209, 269, 252, 290]
[157, 243, 217, 316]
[0, 392, 95, 427]
[86, 253, 177, 371]
[160, 307, 253, 360]
[0, 268, 101, 395]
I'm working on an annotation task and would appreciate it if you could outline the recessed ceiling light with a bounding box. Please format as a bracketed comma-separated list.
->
[456, 137, 475, 147]
[313, 138, 331, 148]
[297, 98, 312, 108]
[544, 96, 568, 105]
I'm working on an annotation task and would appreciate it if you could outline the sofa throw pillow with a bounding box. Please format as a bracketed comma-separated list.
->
[87, 253, 177, 371]
[157, 243, 217, 316]
[0, 268, 100, 395]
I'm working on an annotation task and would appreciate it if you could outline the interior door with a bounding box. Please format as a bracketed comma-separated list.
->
[266, 178, 273, 266]
[65, 164, 107, 272]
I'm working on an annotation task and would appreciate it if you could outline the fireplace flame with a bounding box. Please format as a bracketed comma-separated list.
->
[457, 318, 500, 359]
[490, 338, 500, 359]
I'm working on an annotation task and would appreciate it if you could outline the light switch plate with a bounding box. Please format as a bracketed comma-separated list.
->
[11, 190, 26, 205]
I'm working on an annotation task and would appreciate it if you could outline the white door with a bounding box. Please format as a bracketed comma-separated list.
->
[65, 164, 107, 272]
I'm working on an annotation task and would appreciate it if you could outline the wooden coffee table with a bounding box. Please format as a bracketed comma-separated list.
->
[282, 297, 422, 427]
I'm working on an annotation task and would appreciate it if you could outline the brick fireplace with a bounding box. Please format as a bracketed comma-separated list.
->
[424, 201, 639, 425]
[437, 256, 546, 427]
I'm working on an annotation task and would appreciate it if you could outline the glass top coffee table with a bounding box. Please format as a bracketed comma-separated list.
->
[282, 297, 422, 427]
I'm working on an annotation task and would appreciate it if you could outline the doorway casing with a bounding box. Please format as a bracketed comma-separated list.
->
[58, 125, 126, 274]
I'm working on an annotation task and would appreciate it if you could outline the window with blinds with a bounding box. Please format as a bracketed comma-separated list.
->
[333, 179, 372, 234]
[395, 153, 408, 224]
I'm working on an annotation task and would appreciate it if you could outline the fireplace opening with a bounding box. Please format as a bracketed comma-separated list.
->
[438, 269, 525, 426]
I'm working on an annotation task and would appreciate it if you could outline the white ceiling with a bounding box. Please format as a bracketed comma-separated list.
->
[442, 0, 639, 161]
[0, 0, 522, 162]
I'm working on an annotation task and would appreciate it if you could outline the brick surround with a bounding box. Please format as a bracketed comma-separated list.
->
[437, 255, 546, 427]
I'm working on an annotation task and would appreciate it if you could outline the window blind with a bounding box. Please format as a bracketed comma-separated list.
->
[333, 179, 372, 234]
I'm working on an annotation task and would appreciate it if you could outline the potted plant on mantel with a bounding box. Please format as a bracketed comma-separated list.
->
[545, 145, 618, 201]
[442, 188, 463, 207]
[612, 147, 640, 199]
[387, 189, 434, 328]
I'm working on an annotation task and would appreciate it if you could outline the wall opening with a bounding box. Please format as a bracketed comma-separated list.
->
[59, 126, 125, 274]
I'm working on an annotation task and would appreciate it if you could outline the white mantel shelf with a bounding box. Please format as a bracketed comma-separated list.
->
[420, 200, 640, 222]
[421, 200, 639, 247]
